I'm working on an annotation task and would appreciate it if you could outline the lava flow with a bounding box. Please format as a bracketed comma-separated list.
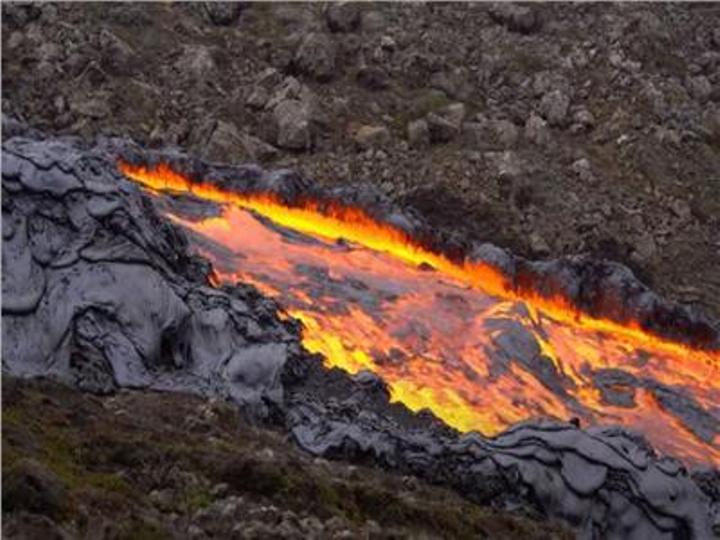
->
[120, 161, 720, 465]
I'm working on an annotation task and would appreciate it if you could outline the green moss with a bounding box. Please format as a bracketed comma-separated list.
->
[1, 407, 27, 427]
[509, 49, 547, 74]
[86, 472, 131, 495]
[183, 487, 213, 511]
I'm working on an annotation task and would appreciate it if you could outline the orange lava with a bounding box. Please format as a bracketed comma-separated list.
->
[120, 160, 720, 465]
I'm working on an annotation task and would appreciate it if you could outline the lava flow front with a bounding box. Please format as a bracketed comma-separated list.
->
[120, 161, 720, 465]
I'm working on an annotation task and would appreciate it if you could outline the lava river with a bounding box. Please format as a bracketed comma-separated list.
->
[121, 162, 720, 466]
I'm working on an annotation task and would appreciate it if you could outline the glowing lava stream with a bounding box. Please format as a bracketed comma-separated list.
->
[120, 161, 720, 465]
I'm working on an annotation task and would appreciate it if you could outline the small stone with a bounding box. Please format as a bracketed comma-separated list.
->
[326, 2, 360, 33]
[525, 113, 550, 146]
[529, 232, 551, 257]
[71, 97, 109, 119]
[571, 158, 595, 183]
[174, 45, 216, 80]
[361, 11, 387, 33]
[670, 198, 692, 221]
[380, 35, 396, 51]
[187, 524, 206, 539]
[149, 489, 174, 511]
[686, 76, 712, 103]
[573, 109, 595, 129]
[210, 483, 230, 499]
[354, 125, 390, 150]
[356, 65, 389, 90]
[494, 119, 519, 148]
[426, 102, 466, 143]
[203, 2, 244, 25]
[246, 68, 283, 109]
[489, 4, 541, 34]
[539, 90, 570, 127]
[300, 516, 323, 533]
[633, 233, 657, 262]
[274, 100, 311, 150]
[325, 516, 347, 532]
[407, 119, 430, 148]
[7, 31, 24, 50]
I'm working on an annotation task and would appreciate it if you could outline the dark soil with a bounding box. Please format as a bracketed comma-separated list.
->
[1, 376, 570, 539]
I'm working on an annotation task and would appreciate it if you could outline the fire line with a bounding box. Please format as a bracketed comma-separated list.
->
[119, 160, 720, 465]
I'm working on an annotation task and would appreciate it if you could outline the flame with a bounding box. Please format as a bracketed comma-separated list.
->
[120, 160, 720, 465]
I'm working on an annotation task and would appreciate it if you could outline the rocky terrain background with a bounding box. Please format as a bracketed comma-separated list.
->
[3, 1, 720, 321]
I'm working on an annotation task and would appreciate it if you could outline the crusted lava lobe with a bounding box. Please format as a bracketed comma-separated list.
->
[2, 126, 719, 538]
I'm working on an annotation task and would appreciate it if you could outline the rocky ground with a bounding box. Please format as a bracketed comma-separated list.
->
[2, 376, 571, 539]
[2, 1, 720, 320]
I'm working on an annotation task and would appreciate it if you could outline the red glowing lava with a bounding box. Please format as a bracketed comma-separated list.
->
[120, 160, 720, 465]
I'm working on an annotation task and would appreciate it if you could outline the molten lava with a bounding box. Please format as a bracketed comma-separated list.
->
[120, 161, 720, 465]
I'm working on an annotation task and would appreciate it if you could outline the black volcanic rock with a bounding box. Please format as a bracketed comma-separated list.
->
[2, 130, 718, 538]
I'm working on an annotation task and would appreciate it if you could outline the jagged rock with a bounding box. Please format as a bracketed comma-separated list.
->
[246, 68, 283, 110]
[407, 119, 430, 149]
[539, 90, 570, 127]
[326, 2, 360, 33]
[354, 125, 390, 150]
[427, 103, 466, 143]
[294, 33, 336, 82]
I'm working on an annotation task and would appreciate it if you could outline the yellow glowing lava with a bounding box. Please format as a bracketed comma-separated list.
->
[120, 160, 720, 465]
